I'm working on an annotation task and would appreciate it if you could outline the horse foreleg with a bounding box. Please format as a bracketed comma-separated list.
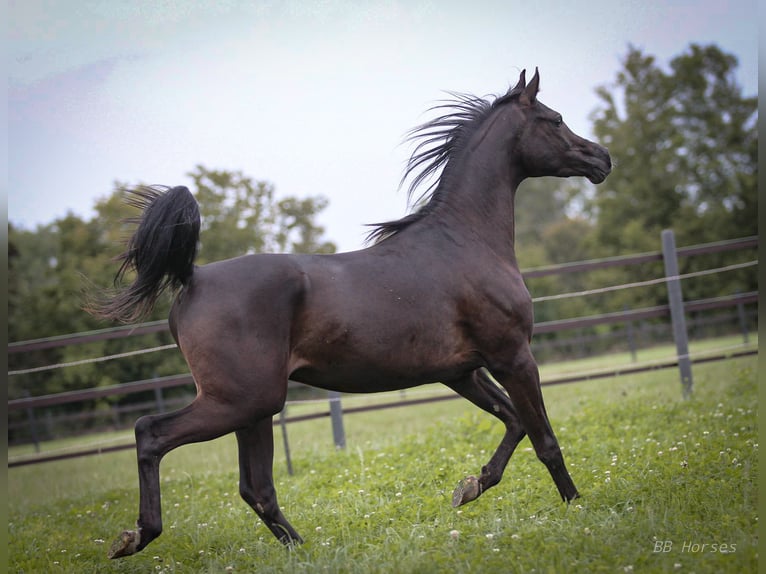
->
[444, 369, 527, 507]
[236, 418, 303, 545]
[108, 396, 258, 559]
[491, 349, 579, 502]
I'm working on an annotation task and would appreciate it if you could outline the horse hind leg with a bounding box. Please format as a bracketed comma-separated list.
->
[108, 392, 279, 559]
[444, 368, 527, 507]
[236, 418, 303, 545]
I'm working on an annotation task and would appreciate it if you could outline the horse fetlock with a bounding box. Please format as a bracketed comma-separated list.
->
[479, 466, 502, 490]
[107, 528, 141, 559]
[271, 522, 303, 547]
[566, 490, 581, 502]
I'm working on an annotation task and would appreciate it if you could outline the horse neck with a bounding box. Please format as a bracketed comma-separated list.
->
[424, 149, 523, 260]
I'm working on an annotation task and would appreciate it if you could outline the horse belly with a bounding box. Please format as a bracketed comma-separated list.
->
[288, 317, 477, 393]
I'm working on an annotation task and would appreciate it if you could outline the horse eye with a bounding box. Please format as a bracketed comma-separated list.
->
[555, 116, 563, 127]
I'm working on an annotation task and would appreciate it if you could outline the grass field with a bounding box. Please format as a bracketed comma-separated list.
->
[8, 346, 759, 573]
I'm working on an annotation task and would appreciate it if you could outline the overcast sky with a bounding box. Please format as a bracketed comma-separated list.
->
[8, 0, 759, 253]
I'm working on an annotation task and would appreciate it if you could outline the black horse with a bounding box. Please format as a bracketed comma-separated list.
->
[94, 69, 611, 558]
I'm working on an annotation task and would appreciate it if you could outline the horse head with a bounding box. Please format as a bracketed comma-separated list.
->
[504, 68, 611, 184]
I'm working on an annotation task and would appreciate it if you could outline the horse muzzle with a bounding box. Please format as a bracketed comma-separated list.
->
[587, 146, 612, 184]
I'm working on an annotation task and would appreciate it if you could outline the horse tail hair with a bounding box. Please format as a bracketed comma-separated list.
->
[89, 185, 201, 324]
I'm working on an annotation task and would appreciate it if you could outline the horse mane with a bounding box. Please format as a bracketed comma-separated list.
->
[366, 84, 522, 243]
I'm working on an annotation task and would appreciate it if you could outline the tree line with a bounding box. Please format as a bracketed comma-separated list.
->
[8, 44, 758, 407]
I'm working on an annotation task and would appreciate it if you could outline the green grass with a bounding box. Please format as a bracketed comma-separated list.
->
[8, 353, 758, 573]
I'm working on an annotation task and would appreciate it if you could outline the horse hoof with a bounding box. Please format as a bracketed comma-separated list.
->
[452, 476, 481, 507]
[107, 529, 140, 559]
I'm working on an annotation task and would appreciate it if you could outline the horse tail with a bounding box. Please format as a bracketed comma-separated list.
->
[91, 185, 201, 324]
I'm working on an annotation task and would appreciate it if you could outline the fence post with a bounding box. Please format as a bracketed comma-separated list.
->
[279, 408, 294, 476]
[24, 390, 41, 453]
[624, 305, 637, 362]
[736, 290, 750, 344]
[328, 391, 346, 449]
[661, 229, 693, 398]
[154, 386, 166, 413]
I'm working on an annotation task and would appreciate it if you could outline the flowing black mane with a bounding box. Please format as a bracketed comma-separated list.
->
[366, 86, 521, 243]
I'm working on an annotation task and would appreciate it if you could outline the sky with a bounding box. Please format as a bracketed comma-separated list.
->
[7, 0, 759, 253]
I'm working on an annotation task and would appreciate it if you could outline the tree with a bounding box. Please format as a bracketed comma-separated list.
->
[580, 43, 757, 309]
[275, 196, 336, 254]
[187, 165, 336, 260]
[587, 44, 757, 253]
[8, 166, 336, 405]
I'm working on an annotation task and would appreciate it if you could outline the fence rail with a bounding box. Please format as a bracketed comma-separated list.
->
[8, 320, 168, 354]
[8, 348, 757, 468]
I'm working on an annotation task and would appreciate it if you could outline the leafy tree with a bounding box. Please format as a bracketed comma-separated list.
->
[8, 166, 336, 407]
[186, 165, 336, 259]
[586, 43, 757, 253]
[275, 196, 336, 254]
[515, 177, 577, 252]
[579, 43, 757, 308]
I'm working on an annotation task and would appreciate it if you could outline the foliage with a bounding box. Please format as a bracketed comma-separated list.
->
[524, 43, 757, 325]
[8, 357, 758, 573]
[187, 166, 335, 262]
[587, 44, 757, 252]
[8, 166, 336, 406]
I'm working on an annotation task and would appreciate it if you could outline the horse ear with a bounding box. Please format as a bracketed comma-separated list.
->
[510, 69, 526, 94]
[522, 67, 540, 105]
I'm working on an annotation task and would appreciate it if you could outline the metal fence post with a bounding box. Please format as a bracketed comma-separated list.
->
[24, 390, 41, 453]
[624, 305, 637, 362]
[279, 408, 294, 475]
[328, 391, 346, 449]
[154, 386, 166, 413]
[661, 229, 693, 398]
[736, 290, 750, 344]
